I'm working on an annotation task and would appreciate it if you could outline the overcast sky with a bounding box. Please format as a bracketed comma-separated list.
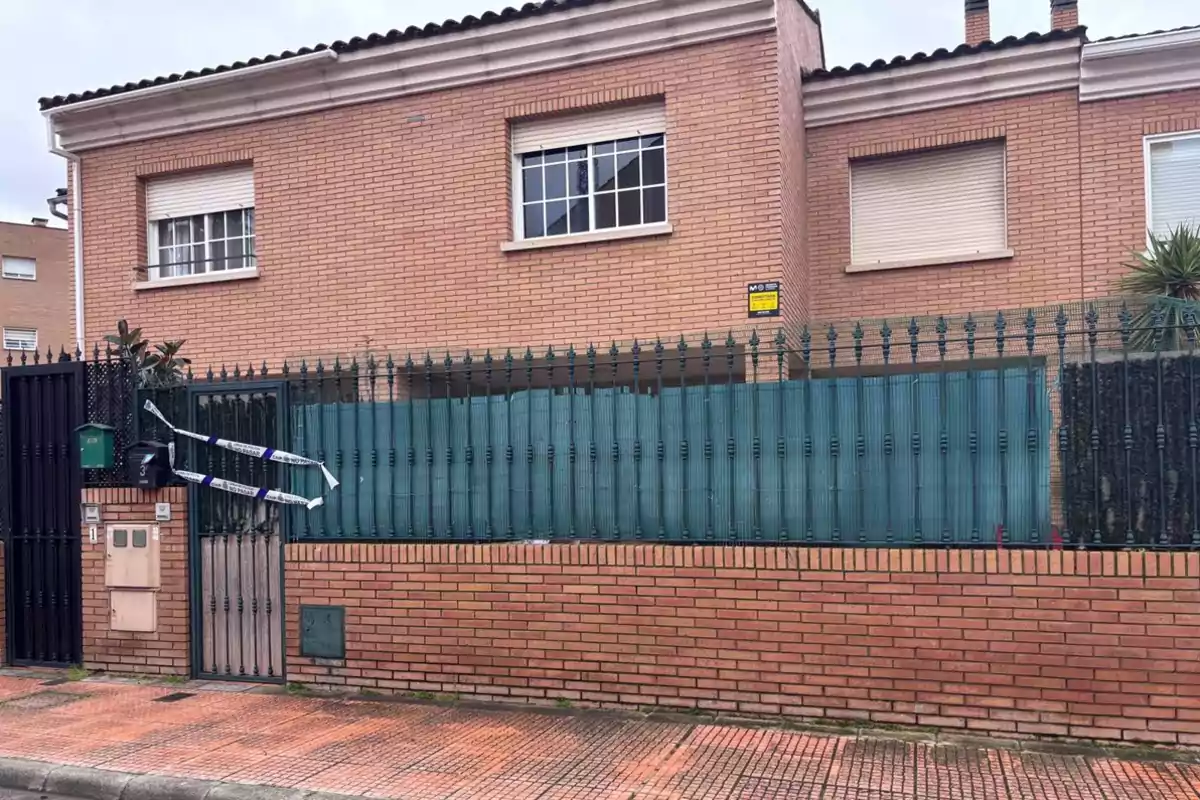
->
[0, 0, 1194, 225]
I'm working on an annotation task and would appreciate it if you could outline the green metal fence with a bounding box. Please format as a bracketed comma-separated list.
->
[289, 368, 1050, 544]
[126, 297, 1200, 548]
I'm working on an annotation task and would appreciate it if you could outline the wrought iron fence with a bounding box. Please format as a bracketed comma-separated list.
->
[12, 298, 1194, 549]
[119, 298, 1194, 548]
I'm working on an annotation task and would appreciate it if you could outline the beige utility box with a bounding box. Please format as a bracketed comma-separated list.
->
[105, 525, 161, 632]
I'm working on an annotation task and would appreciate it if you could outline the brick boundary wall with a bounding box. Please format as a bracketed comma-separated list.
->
[287, 543, 1200, 745]
[81, 487, 190, 675]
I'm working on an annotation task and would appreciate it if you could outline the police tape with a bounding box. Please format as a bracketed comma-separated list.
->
[145, 401, 334, 510]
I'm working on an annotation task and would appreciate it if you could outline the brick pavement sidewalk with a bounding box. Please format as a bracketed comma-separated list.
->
[0, 672, 1196, 799]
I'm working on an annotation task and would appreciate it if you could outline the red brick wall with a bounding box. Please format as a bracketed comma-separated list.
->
[1079, 89, 1200, 299]
[777, 0, 824, 328]
[806, 91, 1085, 323]
[72, 32, 820, 366]
[81, 487, 189, 675]
[0, 221, 73, 360]
[287, 542, 1200, 745]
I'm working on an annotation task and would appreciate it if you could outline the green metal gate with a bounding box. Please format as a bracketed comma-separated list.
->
[187, 381, 287, 682]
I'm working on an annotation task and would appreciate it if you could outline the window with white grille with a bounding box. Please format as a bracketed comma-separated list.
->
[2, 256, 36, 280]
[3, 327, 37, 351]
[145, 166, 256, 280]
[1147, 134, 1200, 238]
[850, 141, 1008, 269]
[511, 102, 667, 241]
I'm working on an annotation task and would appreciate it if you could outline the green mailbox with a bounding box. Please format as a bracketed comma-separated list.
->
[76, 423, 116, 469]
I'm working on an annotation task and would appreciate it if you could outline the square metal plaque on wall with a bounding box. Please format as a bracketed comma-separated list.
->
[299, 605, 346, 660]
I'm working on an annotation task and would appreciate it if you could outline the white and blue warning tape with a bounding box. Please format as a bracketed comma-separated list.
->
[144, 399, 337, 510]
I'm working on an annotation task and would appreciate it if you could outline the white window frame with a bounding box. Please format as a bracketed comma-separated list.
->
[3, 327, 37, 351]
[1143, 128, 1200, 245]
[847, 140, 1010, 271]
[510, 135, 669, 244]
[146, 207, 256, 281]
[1, 256, 36, 281]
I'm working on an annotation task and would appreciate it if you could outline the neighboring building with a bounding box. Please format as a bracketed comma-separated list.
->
[36, 0, 1200, 367]
[0, 219, 72, 362]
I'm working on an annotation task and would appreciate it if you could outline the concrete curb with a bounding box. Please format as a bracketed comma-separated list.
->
[0, 757, 364, 800]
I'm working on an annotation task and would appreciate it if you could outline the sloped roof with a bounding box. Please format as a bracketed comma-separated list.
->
[39, 0, 610, 111]
[805, 26, 1087, 82]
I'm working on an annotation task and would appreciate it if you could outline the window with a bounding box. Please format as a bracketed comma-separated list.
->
[145, 166, 256, 280]
[1147, 133, 1200, 238]
[850, 140, 1008, 269]
[3, 328, 37, 351]
[1, 256, 36, 280]
[511, 102, 667, 241]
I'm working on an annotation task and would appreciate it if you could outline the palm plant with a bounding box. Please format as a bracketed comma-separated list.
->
[1118, 224, 1200, 351]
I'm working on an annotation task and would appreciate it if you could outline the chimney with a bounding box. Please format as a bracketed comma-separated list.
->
[30, 217, 48, 227]
[965, 0, 990, 46]
[1051, 0, 1079, 30]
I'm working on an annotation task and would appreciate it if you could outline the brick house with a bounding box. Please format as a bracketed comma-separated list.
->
[37, 0, 1200, 365]
[0, 219, 72, 364]
[14, 0, 1200, 745]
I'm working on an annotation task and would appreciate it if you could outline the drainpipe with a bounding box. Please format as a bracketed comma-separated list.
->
[44, 115, 84, 355]
[47, 188, 68, 221]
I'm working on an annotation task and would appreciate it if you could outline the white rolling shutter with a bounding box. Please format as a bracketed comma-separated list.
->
[3, 328, 37, 351]
[511, 101, 666, 154]
[851, 141, 1007, 266]
[1149, 136, 1200, 238]
[145, 166, 255, 221]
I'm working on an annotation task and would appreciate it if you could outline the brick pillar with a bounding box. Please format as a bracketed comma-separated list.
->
[965, 0, 990, 46]
[1051, 0, 1079, 30]
[81, 486, 190, 676]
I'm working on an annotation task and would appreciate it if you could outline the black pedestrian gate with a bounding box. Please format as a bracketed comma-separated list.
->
[187, 381, 287, 682]
[2, 361, 84, 666]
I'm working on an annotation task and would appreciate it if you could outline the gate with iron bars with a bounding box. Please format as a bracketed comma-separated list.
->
[185, 380, 287, 682]
[2, 360, 85, 666]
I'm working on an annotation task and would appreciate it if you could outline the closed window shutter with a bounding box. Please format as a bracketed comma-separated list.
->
[145, 166, 255, 221]
[1149, 137, 1200, 238]
[851, 141, 1007, 266]
[3, 328, 36, 350]
[511, 101, 666, 154]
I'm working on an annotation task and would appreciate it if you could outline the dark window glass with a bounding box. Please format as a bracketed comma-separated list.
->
[616, 151, 640, 190]
[567, 146, 588, 161]
[524, 204, 545, 238]
[569, 161, 589, 197]
[544, 148, 567, 164]
[523, 167, 543, 202]
[642, 148, 665, 186]
[593, 141, 615, 156]
[523, 153, 543, 167]
[227, 238, 244, 269]
[593, 155, 616, 192]
[618, 190, 641, 226]
[211, 212, 226, 239]
[544, 162, 567, 200]
[246, 208, 255, 234]
[226, 210, 243, 237]
[642, 134, 665, 148]
[546, 200, 569, 236]
[616, 137, 640, 152]
[596, 194, 617, 229]
[210, 240, 226, 271]
[643, 187, 666, 224]
[569, 198, 589, 233]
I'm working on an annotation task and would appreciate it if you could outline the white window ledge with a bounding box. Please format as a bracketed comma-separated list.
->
[501, 222, 673, 252]
[845, 249, 1015, 274]
[134, 267, 260, 291]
